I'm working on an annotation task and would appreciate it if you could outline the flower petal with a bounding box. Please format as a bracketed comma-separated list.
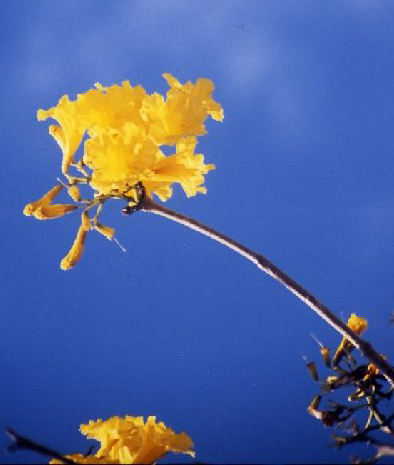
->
[38, 95, 85, 174]
[80, 415, 194, 464]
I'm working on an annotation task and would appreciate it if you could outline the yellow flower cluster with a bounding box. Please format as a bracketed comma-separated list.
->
[37, 74, 222, 200]
[24, 75, 223, 269]
[49, 415, 194, 464]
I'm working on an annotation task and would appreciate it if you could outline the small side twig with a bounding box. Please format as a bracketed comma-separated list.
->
[5, 428, 77, 464]
[334, 431, 394, 464]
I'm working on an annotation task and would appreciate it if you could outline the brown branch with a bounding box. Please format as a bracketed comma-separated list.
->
[373, 444, 394, 462]
[334, 431, 394, 464]
[5, 428, 77, 464]
[139, 197, 394, 387]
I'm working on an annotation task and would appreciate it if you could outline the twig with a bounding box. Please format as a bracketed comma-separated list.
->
[5, 428, 77, 464]
[139, 197, 394, 387]
[373, 444, 394, 462]
[334, 431, 394, 464]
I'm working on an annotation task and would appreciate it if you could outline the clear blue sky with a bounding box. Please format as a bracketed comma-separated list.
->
[2, 1, 394, 463]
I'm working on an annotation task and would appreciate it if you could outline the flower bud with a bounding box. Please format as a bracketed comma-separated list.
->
[67, 184, 81, 202]
[81, 211, 91, 231]
[320, 347, 331, 368]
[306, 361, 318, 381]
[95, 223, 115, 240]
[23, 184, 63, 216]
[307, 395, 323, 420]
[33, 204, 77, 220]
[60, 225, 88, 270]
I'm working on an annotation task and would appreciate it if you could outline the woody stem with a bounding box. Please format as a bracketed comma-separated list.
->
[139, 197, 394, 388]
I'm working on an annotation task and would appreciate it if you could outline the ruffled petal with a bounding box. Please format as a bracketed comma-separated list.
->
[80, 415, 194, 464]
[38, 96, 85, 173]
[141, 74, 223, 145]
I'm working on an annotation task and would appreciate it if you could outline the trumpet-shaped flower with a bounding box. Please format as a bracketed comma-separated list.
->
[49, 415, 194, 464]
[148, 136, 215, 199]
[38, 96, 86, 174]
[81, 415, 195, 464]
[79, 81, 148, 138]
[141, 74, 223, 145]
[83, 127, 161, 197]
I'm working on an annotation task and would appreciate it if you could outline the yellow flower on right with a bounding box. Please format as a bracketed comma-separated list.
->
[141, 74, 224, 145]
[346, 313, 368, 335]
[332, 313, 368, 366]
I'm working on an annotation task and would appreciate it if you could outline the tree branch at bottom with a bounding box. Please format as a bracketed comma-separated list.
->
[5, 428, 77, 464]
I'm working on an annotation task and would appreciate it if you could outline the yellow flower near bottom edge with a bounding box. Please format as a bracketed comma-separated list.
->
[50, 415, 194, 465]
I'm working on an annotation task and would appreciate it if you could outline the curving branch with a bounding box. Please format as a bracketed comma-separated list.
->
[138, 197, 394, 387]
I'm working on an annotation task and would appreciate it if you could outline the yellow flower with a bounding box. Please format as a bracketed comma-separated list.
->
[83, 132, 214, 201]
[37, 75, 221, 202]
[50, 415, 195, 464]
[60, 224, 88, 270]
[79, 81, 148, 139]
[83, 128, 161, 197]
[38, 96, 86, 174]
[23, 184, 63, 216]
[146, 136, 215, 200]
[333, 313, 368, 366]
[80, 415, 195, 464]
[346, 313, 368, 335]
[141, 74, 223, 145]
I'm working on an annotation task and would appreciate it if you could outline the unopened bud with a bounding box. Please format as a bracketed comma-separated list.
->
[306, 361, 318, 381]
[33, 204, 77, 220]
[23, 184, 63, 216]
[60, 226, 88, 270]
[67, 184, 81, 202]
[95, 223, 115, 240]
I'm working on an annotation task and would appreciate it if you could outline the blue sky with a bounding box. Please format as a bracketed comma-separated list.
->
[2, 1, 394, 463]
